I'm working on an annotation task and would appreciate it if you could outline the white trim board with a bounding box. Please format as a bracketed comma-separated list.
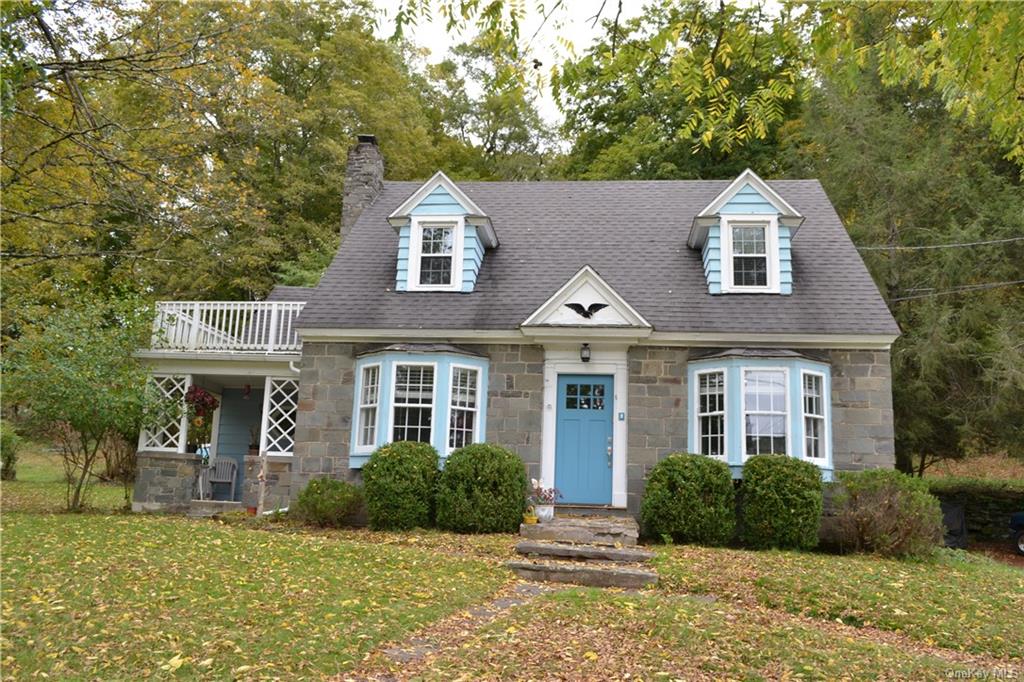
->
[541, 346, 629, 509]
[387, 170, 498, 247]
[298, 327, 898, 350]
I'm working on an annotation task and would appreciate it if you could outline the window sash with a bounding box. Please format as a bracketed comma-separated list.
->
[743, 369, 787, 456]
[697, 371, 726, 457]
[448, 367, 479, 451]
[417, 223, 455, 286]
[802, 373, 826, 459]
[357, 365, 380, 448]
[392, 364, 435, 443]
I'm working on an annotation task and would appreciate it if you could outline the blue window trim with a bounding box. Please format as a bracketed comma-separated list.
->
[687, 356, 833, 481]
[350, 351, 489, 468]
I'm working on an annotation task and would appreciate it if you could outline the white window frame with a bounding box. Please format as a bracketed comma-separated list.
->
[447, 363, 482, 454]
[354, 362, 382, 454]
[407, 216, 464, 292]
[720, 215, 781, 294]
[693, 368, 728, 460]
[741, 366, 790, 459]
[389, 361, 438, 445]
[800, 369, 828, 462]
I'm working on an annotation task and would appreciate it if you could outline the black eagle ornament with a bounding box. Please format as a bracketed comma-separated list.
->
[565, 302, 609, 319]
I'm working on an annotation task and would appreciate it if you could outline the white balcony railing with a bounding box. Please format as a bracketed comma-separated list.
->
[152, 301, 305, 353]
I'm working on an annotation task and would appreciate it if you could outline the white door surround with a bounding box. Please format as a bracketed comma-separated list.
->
[541, 344, 629, 508]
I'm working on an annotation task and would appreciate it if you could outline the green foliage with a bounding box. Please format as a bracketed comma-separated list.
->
[1, 422, 22, 481]
[362, 441, 439, 530]
[292, 477, 363, 528]
[554, 1, 804, 180]
[739, 456, 823, 550]
[640, 454, 735, 545]
[834, 470, 943, 559]
[927, 476, 1024, 542]
[435, 443, 528, 534]
[4, 295, 159, 510]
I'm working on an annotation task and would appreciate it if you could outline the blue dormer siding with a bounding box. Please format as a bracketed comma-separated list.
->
[394, 186, 487, 292]
[462, 226, 484, 292]
[703, 225, 722, 295]
[701, 183, 793, 295]
[720, 183, 779, 214]
[779, 226, 793, 295]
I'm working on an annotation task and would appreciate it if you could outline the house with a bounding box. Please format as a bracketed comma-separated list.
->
[133, 135, 899, 516]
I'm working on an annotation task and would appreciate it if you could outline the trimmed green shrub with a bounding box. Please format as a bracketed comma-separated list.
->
[640, 453, 735, 545]
[363, 441, 439, 530]
[835, 470, 944, 558]
[436, 443, 528, 533]
[927, 477, 1024, 541]
[292, 477, 362, 528]
[1, 422, 21, 481]
[740, 455, 823, 550]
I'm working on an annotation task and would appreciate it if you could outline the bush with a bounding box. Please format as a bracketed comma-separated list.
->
[927, 476, 1024, 541]
[293, 477, 363, 528]
[1, 422, 21, 481]
[740, 455, 823, 550]
[436, 443, 528, 533]
[362, 441, 439, 530]
[640, 453, 735, 545]
[836, 470, 944, 558]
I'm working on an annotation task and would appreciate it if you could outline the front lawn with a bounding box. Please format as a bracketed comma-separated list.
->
[411, 589, 967, 680]
[656, 544, 1024, 659]
[1, 513, 508, 679]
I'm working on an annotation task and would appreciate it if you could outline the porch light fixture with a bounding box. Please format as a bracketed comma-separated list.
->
[580, 343, 591, 363]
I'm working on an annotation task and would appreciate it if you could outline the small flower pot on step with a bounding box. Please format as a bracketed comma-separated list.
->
[535, 504, 555, 522]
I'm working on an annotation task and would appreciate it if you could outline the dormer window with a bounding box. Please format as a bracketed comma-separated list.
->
[720, 215, 780, 293]
[408, 216, 463, 291]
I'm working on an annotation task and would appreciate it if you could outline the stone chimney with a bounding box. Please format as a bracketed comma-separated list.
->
[341, 134, 384, 240]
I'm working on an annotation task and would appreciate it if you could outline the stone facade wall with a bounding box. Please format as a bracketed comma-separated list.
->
[132, 451, 202, 513]
[477, 343, 545, 481]
[626, 346, 689, 514]
[291, 342, 358, 499]
[829, 349, 896, 471]
[241, 456, 292, 512]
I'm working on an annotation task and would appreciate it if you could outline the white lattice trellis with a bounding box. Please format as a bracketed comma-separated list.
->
[139, 374, 191, 451]
[260, 377, 299, 455]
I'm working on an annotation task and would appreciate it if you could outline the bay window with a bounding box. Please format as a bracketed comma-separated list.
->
[802, 372, 826, 460]
[743, 369, 787, 457]
[356, 364, 380, 450]
[448, 366, 480, 451]
[392, 364, 435, 443]
[696, 370, 726, 457]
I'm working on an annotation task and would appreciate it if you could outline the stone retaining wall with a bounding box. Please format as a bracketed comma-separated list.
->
[132, 451, 202, 513]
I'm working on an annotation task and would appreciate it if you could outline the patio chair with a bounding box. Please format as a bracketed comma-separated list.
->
[207, 458, 238, 501]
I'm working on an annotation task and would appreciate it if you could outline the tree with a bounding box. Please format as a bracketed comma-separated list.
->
[5, 295, 160, 510]
[554, 0, 804, 179]
[783, 50, 1024, 474]
[801, 1, 1024, 169]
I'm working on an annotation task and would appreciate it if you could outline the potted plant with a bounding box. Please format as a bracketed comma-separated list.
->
[523, 507, 539, 524]
[184, 386, 219, 458]
[529, 479, 561, 523]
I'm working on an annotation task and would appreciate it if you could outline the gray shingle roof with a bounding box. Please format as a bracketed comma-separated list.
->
[298, 179, 899, 336]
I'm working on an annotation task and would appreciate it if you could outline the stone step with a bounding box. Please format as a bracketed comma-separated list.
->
[519, 516, 639, 546]
[507, 559, 658, 589]
[187, 500, 242, 518]
[516, 541, 656, 564]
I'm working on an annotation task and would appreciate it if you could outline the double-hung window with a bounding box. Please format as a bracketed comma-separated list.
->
[802, 372, 826, 460]
[696, 371, 726, 457]
[743, 369, 787, 456]
[357, 365, 380, 449]
[408, 217, 463, 291]
[392, 364, 434, 443]
[720, 216, 779, 293]
[448, 366, 480, 451]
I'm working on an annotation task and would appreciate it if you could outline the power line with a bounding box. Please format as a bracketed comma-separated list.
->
[891, 279, 1024, 302]
[857, 235, 1024, 251]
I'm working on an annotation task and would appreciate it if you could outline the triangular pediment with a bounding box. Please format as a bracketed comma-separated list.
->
[521, 266, 651, 328]
[688, 168, 804, 249]
[387, 170, 497, 247]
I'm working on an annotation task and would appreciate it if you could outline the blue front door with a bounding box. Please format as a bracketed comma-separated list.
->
[555, 374, 613, 505]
